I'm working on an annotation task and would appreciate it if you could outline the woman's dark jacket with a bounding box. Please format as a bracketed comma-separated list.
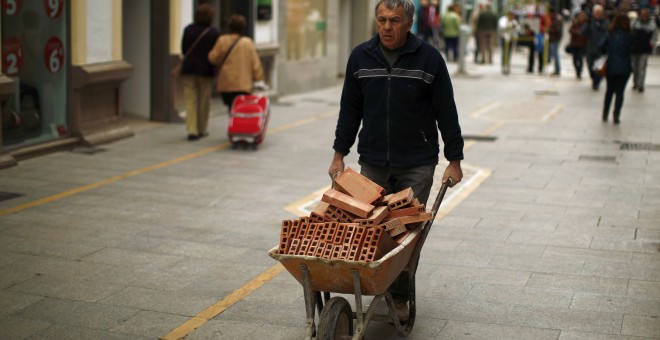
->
[333, 33, 464, 167]
[603, 28, 633, 76]
[181, 23, 220, 77]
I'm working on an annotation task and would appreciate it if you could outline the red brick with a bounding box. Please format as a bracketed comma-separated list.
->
[331, 244, 342, 259]
[395, 212, 432, 226]
[315, 241, 327, 257]
[334, 167, 384, 204]
[310, 201, 331, 222]
[387, 188, 414, 210]
[308, 240, 319, 257]
[289, 238, 301, 255]
[325, 206, 357, 223]
[323, 243, 334, 258]
[333, 223, 347, 244]
[384, 204, 425, 220]
[387, 224, 407, 237]
[356, 205, 389, 227]
[322, 189, 374, 218]
[298, 238, 311, 256]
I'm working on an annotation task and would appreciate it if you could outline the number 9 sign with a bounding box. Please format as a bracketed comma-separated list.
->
[44, 36, 64, 74]
[44, 0, 63, 19]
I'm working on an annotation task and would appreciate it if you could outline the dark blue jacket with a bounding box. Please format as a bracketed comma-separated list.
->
[181, 23, 220, 77]
[582, 18, 609, 55]
[333, 33, 464, 167]
[604, 28, 633, 76]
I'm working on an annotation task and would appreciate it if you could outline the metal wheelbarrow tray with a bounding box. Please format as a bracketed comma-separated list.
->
[268, 180, 451, 340]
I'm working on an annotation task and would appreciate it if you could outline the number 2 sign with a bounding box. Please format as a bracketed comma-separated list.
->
[2, 37, 23, 77]
[44, 36, 64, 74]
[44, 0, 63, 19]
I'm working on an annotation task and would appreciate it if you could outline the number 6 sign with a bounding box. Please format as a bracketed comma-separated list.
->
[44, 36, 64, 74]
[44, 0, 63, 19]
[2, 37, 23, 77]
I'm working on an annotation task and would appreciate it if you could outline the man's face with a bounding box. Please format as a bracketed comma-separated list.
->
[376, 4, 412, 50]
[593, 8, 603, 20]
[640, 9, 649, 21]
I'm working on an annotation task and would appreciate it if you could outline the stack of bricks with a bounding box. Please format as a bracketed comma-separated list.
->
[277, 168, 432, 262]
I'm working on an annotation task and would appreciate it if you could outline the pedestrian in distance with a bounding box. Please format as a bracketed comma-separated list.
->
[630, 8, 657, 93]
[208, 14, 265, 113]
[469, 3, 485, 63]
[441, 3, 462, 62]
[328, 0, 464, 324]
[498, 10, 520, 74]
[476, 4, 498, 64]
[518, 23, 537, 73]
[179, 3, 220, 141]
[582, 4, 610, 90]
[568, 11, 589, 79]
[547, 7, 563, 76]
[601, 12, 634, 124]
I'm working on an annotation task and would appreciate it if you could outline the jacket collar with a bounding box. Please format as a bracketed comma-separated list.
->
[363, 32, 422, 59]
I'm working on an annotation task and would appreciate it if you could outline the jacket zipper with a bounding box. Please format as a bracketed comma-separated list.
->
[387, 70, 391, 164]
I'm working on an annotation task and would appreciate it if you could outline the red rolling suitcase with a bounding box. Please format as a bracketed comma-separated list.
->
[227, 94, 270, 149]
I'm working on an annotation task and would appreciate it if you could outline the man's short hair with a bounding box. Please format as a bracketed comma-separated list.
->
[375, 0, 415, 23]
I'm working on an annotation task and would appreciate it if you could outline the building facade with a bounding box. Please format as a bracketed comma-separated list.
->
[0, 0, 377, 168]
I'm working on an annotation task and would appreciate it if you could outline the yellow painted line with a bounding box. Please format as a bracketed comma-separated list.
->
[160, 263, 285, 340]
[471, 101, 501, 118]
[0, 110, 339, 217]
[285, 185, 331, 217]
[542, 104, 563, 122]
[0, 142, 231, 216]
[435, 164, 491, 220]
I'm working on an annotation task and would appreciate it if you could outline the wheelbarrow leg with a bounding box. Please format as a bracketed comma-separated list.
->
[351, 270, 364, 335]
[300, 265, 317, 340]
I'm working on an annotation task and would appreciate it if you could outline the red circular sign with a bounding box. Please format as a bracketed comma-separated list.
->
[2, 37, 23, 77]
[2, 0, 22, 16]
[44, 0, 63, 19]
[44, 36, 64, 74]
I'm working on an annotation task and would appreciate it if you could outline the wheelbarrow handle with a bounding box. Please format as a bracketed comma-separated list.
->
[408, 178, 453, 269]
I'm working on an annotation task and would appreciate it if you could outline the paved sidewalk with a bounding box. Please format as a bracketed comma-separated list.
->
[0, 49, 659, 340]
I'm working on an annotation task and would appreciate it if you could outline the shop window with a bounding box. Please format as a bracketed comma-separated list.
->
[286, 0, 327, 61]
[2, 0, 68, 147]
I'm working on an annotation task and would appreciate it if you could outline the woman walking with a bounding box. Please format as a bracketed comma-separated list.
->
[179, 4, 220, 141]
[601, 12, 633, 124]
[568, 11, 588, 79]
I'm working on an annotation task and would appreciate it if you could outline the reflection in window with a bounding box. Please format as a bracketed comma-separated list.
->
[286, 0, 327, 61]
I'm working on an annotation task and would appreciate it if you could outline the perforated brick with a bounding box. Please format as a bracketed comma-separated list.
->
[356, 205, 389, 227]
[387, 188, 414, 210]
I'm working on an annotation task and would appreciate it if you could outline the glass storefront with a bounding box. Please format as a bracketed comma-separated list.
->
[1, 0, 68, 147]
[286, 0, 326, 61]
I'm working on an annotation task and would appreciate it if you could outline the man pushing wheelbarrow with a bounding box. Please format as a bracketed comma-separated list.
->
[329, 0, 464, 325]
[270, 1, 464, 338]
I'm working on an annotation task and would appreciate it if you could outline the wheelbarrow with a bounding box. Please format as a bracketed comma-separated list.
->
[268, 179, 452, 339]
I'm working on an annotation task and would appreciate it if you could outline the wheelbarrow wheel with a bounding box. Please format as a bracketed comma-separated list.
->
[317, 297, 353, 340]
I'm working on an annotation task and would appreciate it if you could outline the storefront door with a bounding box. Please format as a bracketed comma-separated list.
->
[1, 0, 69, 147]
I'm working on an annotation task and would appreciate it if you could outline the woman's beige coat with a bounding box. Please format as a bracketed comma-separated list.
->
[208, 33, 264, 93]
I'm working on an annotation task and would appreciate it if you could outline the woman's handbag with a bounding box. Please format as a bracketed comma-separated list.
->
[593, 55, 608, 76]
[172, 28, 210, 78]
